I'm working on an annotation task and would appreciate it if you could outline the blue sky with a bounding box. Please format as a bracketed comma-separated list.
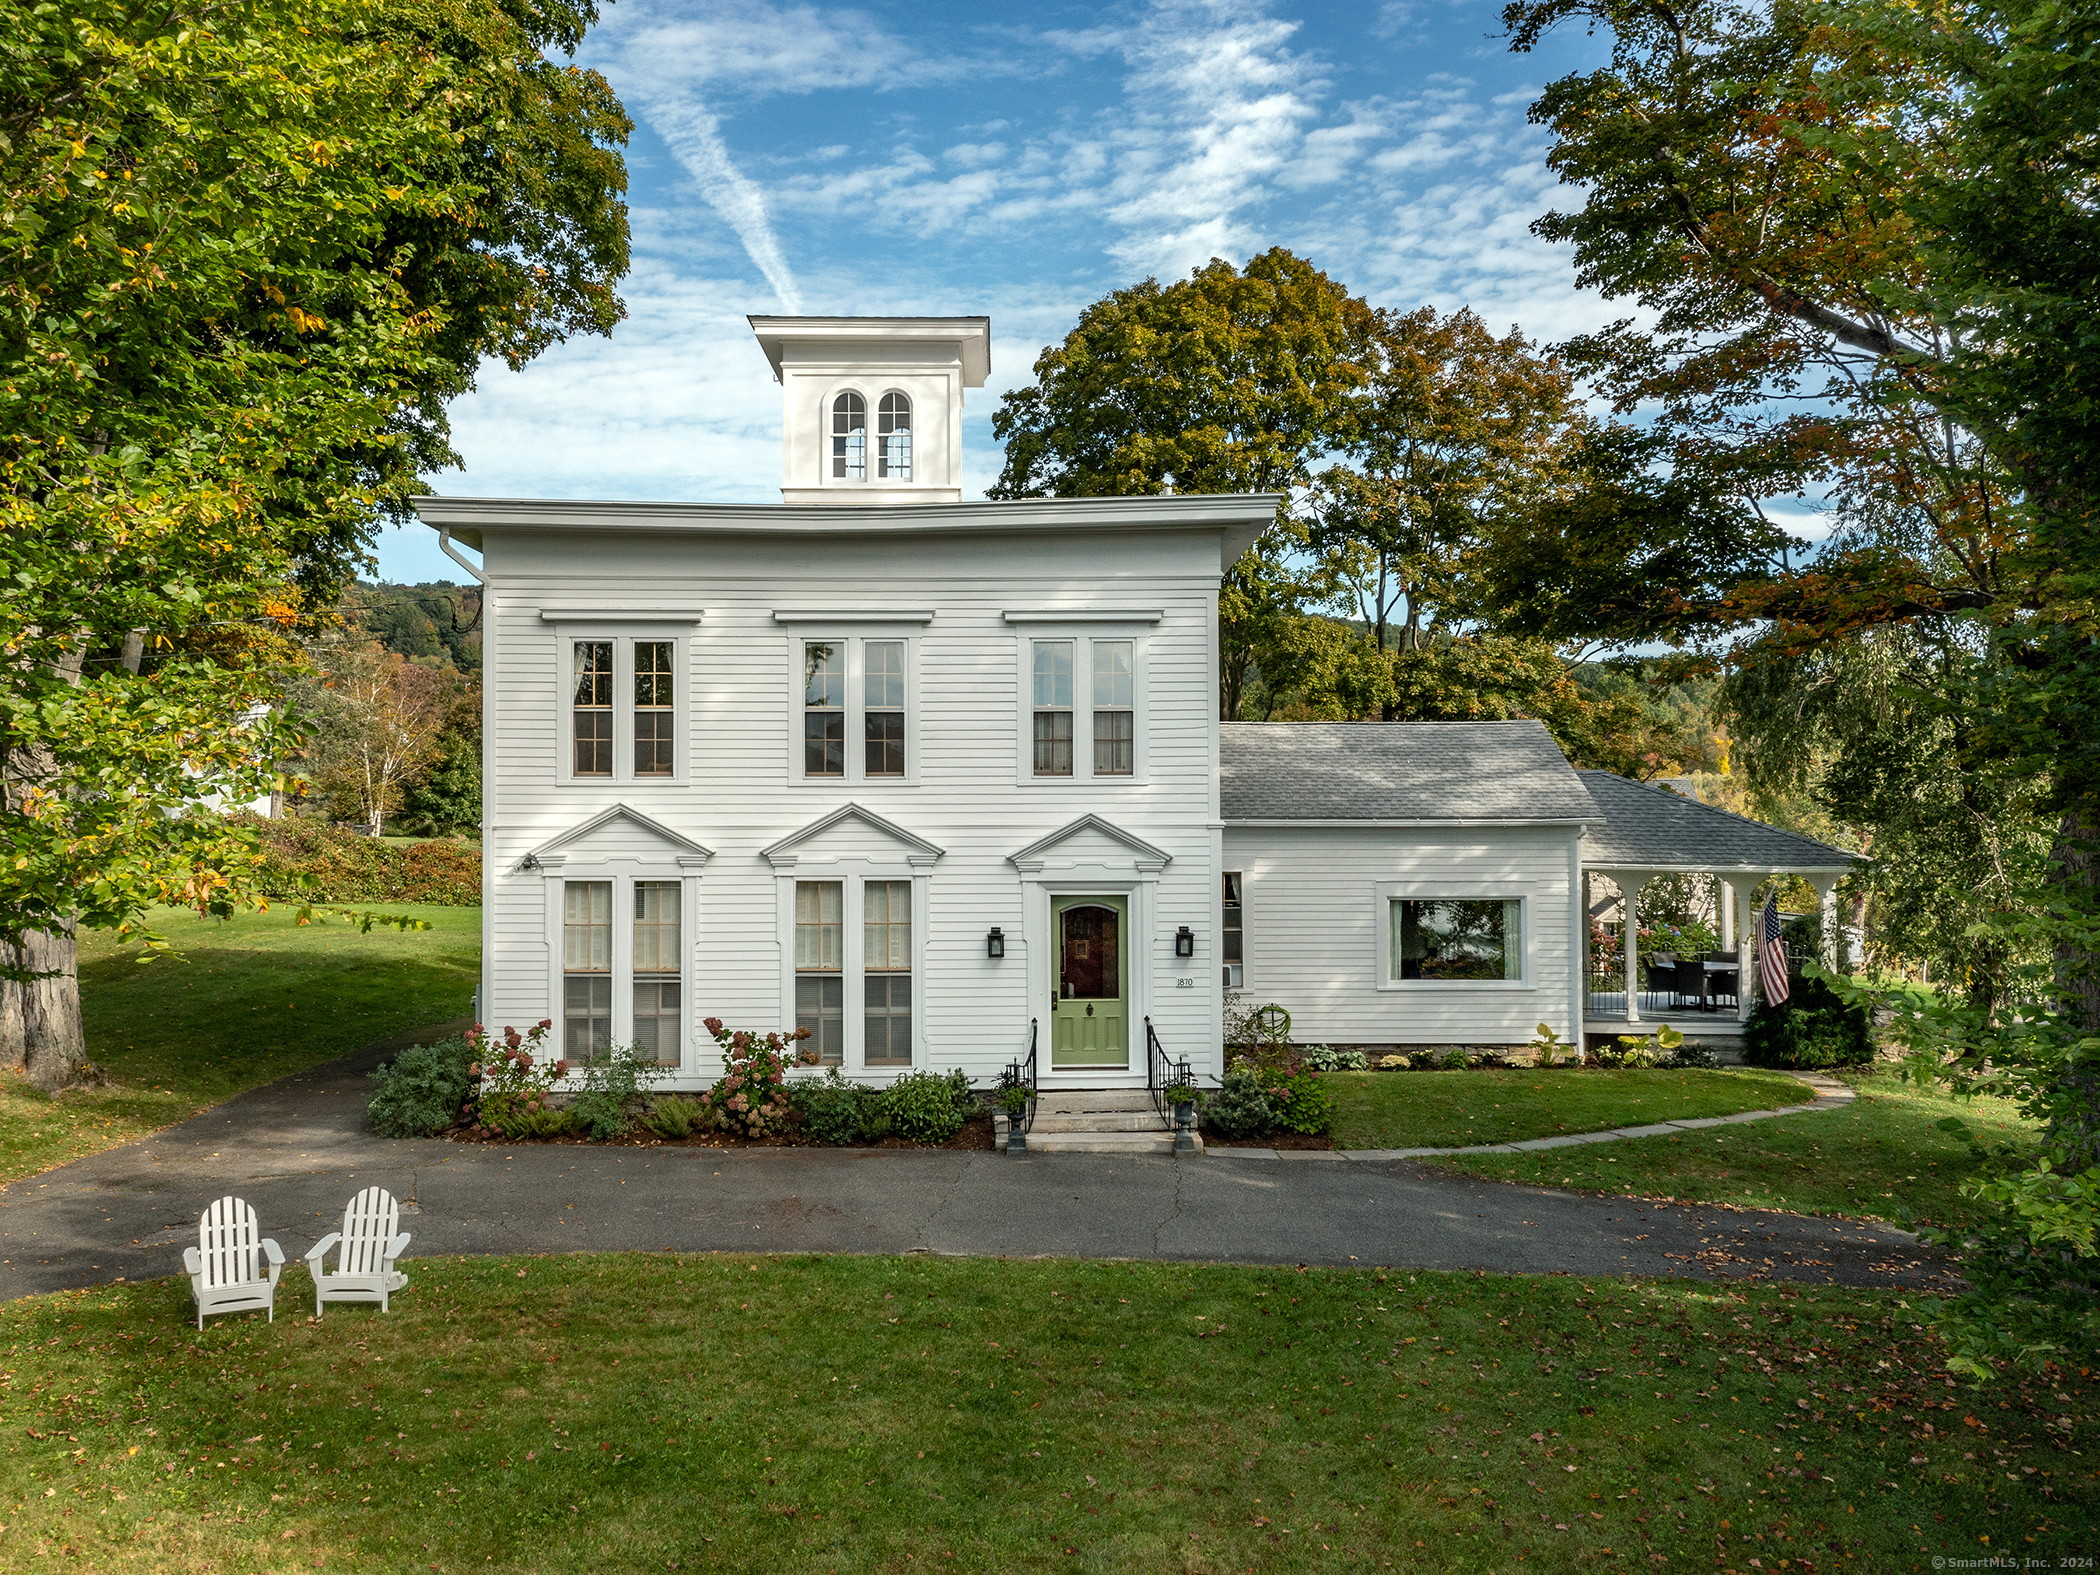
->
[380, 0, 1630, 583]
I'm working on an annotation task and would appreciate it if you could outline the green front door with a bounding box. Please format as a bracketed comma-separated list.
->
[1051, 896, 1128, 1069]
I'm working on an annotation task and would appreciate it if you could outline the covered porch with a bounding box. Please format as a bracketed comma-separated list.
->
[1574, 772, 1859, 1042]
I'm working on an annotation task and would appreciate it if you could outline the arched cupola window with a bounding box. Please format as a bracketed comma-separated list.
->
[878, 393, 912, 482]
[831, 392, 867, 480]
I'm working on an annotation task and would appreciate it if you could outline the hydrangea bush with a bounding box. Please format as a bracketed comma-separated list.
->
[466, 1020, 577, 1139]
[698, 1018, 814, 1137]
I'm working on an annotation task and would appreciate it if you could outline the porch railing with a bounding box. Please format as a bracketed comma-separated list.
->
[1002, 1018, 1039, 1135]
[1144, 1016, 1191, 1124]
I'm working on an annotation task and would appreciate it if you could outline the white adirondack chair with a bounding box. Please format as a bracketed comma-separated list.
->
[183, 1196, 286, 1329]
[304, 1186, 412, 1317]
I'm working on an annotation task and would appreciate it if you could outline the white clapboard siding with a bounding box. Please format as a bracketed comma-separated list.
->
[1221, 825, 1582, 1047]
[474, 522, 1231, 1088]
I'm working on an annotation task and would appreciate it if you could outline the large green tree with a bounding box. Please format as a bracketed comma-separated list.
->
[0, 0, 628, 1084]
[991, 249, 1373, 718]
[1505, 0, 2100, 1371]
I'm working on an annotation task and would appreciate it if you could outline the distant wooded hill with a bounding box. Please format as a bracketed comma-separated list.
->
[342, 581, 481, 672]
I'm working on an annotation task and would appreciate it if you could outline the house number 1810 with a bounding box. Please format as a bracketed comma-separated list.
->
[1175, 977, 1195, 988]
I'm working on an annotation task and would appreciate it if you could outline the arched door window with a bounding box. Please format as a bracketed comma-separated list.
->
[831, 392, 867, 480]
[877, 392, 912, 481]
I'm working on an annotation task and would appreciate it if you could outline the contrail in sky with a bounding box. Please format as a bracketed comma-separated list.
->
[646, 96, 804, 314]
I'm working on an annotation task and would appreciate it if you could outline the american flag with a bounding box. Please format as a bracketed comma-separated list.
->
[1759, 893, 1790, 1008]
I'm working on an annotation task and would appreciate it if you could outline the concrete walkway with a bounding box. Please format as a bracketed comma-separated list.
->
[0, 1042, 1954, 1304]
[1213, 1071, 1855, 1162]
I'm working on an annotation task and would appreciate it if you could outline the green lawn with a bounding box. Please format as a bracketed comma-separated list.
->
[1325, 1066, 1811, 1150]
[0, 1254, 2088, 1573]
[1441, 1064, 2041, 1227]
[0, 905, 479, 1185]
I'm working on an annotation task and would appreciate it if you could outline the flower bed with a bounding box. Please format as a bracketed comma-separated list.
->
[367, 1017, 994, 1149]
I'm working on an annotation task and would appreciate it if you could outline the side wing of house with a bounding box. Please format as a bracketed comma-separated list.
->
[1218, 721, 1596, 1050]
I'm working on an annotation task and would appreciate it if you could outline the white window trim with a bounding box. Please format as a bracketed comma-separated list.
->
[1013, 631, 1150, 787]
[784, 633, 922, 787]
[554, 627, 689, 786]
[537, 859, 703, 1070]
[1222, 869, 1246, 991]
[1374, 881, 1534, 992]
[770, 857, 933, 1076]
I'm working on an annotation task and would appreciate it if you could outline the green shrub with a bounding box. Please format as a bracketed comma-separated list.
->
[641, 1096, 704, 1139]
[1742, 975, 1873, 1068]
[366, 1033, 477, 1137]
[1302, 1045, 1368, 1071]
[566, 1046, 665, 1140]
[1202, 1067, 1280, 1140]
[243, 814, 481, 905]
[479, 1095, 576, 1139]
[1662, 1039, 1721, 1070]
[792, 1069, 877, 1145]
[1438, 1048, 1468, 1071]
[1273, 1070, 1333, 1135]
[881, 1069, 968, 1143]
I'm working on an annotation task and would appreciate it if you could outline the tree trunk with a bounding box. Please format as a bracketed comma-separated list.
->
[2045, 803, 2100, 1171]
[0, 962, 23, 1071]
[18, 924, 83, 1091]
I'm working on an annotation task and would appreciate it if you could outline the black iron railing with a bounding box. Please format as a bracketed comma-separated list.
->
[1145, 1016, 1191, 1123]
[1002, 1018, 1039, 1135]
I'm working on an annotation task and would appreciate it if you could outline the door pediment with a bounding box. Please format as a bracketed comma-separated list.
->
[1007, 814, 1170, 874]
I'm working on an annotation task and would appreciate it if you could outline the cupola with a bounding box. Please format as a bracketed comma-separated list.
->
[748, 316, 990, 505]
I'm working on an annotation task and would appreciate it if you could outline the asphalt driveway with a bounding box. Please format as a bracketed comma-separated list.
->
[0, 1032, 1958, 1301]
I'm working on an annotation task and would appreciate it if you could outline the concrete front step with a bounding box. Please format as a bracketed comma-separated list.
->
[1035, 1089, 1159, 1114]
[1030, 1111, 1167, 1133]
[1018, 1130, 1201, 1155]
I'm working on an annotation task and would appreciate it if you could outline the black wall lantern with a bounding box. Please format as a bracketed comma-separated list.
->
[1174, 925, 1196, 958]
[986, 926, 1006, 960]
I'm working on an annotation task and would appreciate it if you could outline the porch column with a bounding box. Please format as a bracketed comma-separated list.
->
[1734, 878, 1762, 1024]
[1622, 873, 1652, 1024]
[1718, 876, 1734, 951]
[1807, 873, 1842, 972]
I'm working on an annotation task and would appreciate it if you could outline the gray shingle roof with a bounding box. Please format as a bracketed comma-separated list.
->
[1577, 770, 1858, 872]
[1219, 721, 1598, 822]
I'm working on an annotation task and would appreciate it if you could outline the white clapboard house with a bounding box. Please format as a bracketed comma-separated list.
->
[415, 314, 1857, 1118]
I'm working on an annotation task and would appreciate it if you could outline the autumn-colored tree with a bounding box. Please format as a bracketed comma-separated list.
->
[292, 646, 459, 837]
[0, 0, 629, 1084]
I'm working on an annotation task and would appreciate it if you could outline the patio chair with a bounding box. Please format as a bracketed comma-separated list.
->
[1641, 954, 1677, 1004]
[1673, 956, 1712, 1011]
[1705, 952, 1741, 1009]
[304, 1185, 413, 1317]
[183, 1196, 285, 1329]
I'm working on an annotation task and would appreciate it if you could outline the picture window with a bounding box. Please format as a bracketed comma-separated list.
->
[1390, 899, 1522, 982]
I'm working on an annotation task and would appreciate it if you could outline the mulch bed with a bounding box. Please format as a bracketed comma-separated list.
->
[442, 1114, 998, 1152]
[1222, 1130, 1332, 1150]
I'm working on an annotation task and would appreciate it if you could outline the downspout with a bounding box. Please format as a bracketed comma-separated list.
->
[437, 528, 487, 585]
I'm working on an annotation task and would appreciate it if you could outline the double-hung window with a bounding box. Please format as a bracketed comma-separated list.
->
[562, 881, 613, 1057]
[796, 881, 845, 1065]
[553, 873, 693, 1066]
[573, 643, 614, 777]
[563, 636, 684, 782]
[1092, 641, 1134, 775]
[1222, 872, 1244, 989]
[794, 636, 914, 783]
[803, 644, 845, 776]
[1025, 635, 1143, 781]
[864, 641, 905, 776]
[1032, 642, 1074, 775]
[863, 881, 912, 1067]
[631, 881, 681, 1064]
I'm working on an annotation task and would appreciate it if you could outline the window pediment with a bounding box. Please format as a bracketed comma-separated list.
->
[522, 804, 714, 871]
[760, 803, 945, 871]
